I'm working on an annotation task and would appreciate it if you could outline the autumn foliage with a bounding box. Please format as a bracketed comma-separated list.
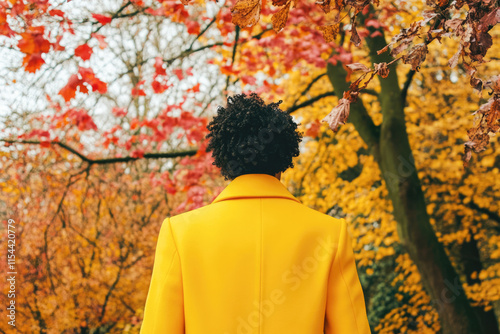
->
[1, 0, 500, 333]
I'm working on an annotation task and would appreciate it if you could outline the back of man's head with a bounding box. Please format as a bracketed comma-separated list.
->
[206, 93, 303, 180]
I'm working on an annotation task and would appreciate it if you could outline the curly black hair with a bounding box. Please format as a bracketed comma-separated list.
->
[206, 93, 303, 180]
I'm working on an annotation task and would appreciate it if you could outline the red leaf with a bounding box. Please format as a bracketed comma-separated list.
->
[26, 129, 51, 138]
[131, 149, 145, 158]
[131, 87, 146, 96]
[188, 83, 201, 92]
[59, 68, 107, 102]
[154, 57, 166, 76]
[241, 75, 257, 85]
[78, 67, 107, 93]
[92, 13, 112, 25]
[59, 74, 80, 101]
[17, 26, 52, 73]
[186, 21, 201, 35]
[49, 9, 65, 17]
[220, 65, 240, 75]
[112, 107, 127, 117]
[152, 80, 169, 93]
[305, 119, 321, 138]
[54, 35, 65, 51]
[60, 108, 98, 131]
[130, 118, 140, 130]
[75, 44, 93, 60]
[22, 53, 45, 73]
[91, 33, 107, 49]
[173, 69, 184, 80]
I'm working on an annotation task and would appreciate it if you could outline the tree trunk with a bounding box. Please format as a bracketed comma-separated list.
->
[325, 26, 483, 333]
[460, 227, 500, 333]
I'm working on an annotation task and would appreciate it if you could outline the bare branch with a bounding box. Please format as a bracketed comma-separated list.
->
[286, 91, 336, 114]
[1, 139, 198, 164]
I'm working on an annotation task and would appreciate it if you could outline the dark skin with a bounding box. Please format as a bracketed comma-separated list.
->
[231, 172, 281, 181]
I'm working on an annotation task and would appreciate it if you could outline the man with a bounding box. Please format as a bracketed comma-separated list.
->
[140, 93, 371, 333]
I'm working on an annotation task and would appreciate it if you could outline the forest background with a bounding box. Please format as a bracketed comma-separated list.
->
[0, 0, 499, 333]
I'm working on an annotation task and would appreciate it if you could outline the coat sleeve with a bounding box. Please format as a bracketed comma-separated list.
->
[140, 217, 184, 334]
[324, 219, 371, 334]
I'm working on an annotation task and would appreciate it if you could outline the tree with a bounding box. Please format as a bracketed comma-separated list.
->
[279, 49, 500, 332]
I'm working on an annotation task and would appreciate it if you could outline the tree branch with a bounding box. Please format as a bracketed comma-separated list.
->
[1, 139, 198, 164]
[225, 26, 240, 93]
[401, 69, 416, 107]
[188, 15, 217, 51]
[291, 73, 327, 107]
[286, 91, 336, 114]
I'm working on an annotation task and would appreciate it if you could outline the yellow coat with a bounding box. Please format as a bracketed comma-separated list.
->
[140, 173, 371, 334]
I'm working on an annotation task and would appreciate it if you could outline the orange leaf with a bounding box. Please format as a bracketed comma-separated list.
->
[318, 24, 339, 43]
[59, 74, 80, 102]
[231, 0, 261, 28]
[271, 0, 291, 33]
[316, 0, 332, 14]
[22, 53, 45, 73]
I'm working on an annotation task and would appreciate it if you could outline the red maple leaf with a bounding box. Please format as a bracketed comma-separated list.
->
[130, 149, 145, 158]
[62, 108, 98, 131]
[152, 80, 170, 93]
[75, 44, 93, 60]
[17, 26, 52, 72]
[186, 21, 201, 35]
[22, 54, 45, 73]
[58, 74, 80, 101]
[49, 9, 65, 17]
[188, 83, 201, 92]
[92, 13, 112, 25]
[173, 69, 184, 80]
[59, 67, 107, 101]
[154, 57, 166, 76]
[78, 67, 107, 93]
[91, 33, 107, 49]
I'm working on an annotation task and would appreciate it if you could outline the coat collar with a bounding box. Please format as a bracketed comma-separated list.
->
[212, 174, 301, 204]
